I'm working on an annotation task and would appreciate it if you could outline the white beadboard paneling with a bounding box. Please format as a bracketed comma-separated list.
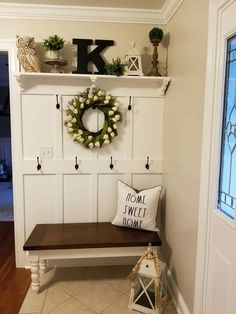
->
[132, 174, 162, 189]
[98, 97, 129, 159]
[63, 174, 92, 223]
[22, 95, 55, 159]
[133, 97, 163, 159]
[98, 174, 128, 222]
[62, 95, 94, 159]
[24, 175, 57, 238]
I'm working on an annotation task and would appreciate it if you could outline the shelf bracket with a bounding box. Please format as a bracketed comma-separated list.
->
[89, 76, 97, 90]
[160, 77, 171, 96]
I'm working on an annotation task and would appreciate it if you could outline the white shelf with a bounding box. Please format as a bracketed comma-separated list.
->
[14, 72, 171, 96]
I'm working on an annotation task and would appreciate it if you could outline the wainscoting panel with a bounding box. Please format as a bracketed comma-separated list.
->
[21, 95, 55, 159]
[24, 174, 57, 238]
[63, 174, 92, 223]
[133, 97, 163, 159]
[97, 174, 129, 222]
[132, 174, 162, 189]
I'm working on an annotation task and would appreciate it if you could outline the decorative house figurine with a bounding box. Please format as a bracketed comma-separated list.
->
[128, 244, 168, 314]
[125, 42, 143, 76]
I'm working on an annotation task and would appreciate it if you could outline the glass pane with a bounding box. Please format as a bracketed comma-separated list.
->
[133, 276, 155, 309]
[218, 35, 236, 219]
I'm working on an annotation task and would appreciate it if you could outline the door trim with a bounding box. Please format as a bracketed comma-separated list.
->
[194, 1, 236, 313]
[0, 39, 22, 265]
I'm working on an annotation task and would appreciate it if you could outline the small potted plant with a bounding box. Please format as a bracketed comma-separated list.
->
[149, 27, 164, 45]
[104, 57, 126, 76]
[43, 35, 65, 60]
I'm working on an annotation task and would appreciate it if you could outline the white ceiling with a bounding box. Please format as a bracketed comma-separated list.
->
[0, 0, 167, 10]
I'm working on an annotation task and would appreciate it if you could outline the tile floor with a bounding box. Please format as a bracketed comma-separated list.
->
[20, 265, 177, 314]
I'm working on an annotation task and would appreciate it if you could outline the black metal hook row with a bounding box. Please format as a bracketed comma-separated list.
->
[75, 157, 79, 171]
[110, 156, 114, 170]
[128, 96, 132, 111]
[145, 157, 150, 170]
[56, 95, 60, 109]
[36, 157, 41, 171]
[36, 156, 150, 171]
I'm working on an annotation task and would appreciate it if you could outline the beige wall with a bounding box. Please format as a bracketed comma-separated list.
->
[0, 19, 166, 75]
[162, 0, 208, 312]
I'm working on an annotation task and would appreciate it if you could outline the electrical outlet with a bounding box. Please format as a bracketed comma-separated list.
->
[40, 146, 54, 159]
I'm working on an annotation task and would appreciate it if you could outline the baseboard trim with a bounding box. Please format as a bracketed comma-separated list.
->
[166, 269, 190, 314]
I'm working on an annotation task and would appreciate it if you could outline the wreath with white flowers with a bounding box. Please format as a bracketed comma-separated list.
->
[65, 87, 121, 149]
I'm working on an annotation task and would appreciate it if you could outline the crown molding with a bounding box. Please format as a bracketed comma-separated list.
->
[0, 0, 183, 24]
[162, 0, 183, 23]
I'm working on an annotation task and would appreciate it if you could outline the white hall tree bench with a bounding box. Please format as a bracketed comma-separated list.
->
[23, 222, 161, 293]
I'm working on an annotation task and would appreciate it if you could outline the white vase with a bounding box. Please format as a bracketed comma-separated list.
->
[45, 50, 60, 60]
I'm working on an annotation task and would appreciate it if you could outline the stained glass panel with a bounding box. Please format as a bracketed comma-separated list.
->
[218, 35, 236, 219]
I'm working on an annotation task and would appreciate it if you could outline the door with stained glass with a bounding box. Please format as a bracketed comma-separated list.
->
[203, 2, 236, 313]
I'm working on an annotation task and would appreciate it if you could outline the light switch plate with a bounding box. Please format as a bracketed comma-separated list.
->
[40, 146, 54, 159]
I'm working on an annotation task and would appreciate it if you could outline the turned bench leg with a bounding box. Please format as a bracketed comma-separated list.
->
[31, 258, 40, 293]
[39, 259, 47, 274]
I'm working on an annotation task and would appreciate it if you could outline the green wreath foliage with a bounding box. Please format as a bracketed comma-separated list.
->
[65, 88, 122, 149]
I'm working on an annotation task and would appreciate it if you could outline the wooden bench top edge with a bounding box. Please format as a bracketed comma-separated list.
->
[23, 222, 161, 251]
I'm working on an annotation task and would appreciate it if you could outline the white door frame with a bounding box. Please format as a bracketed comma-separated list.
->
[193, 0, 236, 313]
[0, 39, 23, 266]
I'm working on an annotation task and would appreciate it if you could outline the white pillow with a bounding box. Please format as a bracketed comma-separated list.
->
[112, 180, 162, 232]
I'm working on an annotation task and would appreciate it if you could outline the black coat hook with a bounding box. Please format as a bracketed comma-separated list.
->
[75, 157, 79, 171]
[56, 95, 60, 109]
[36, 157, 41, 171]
[110, 156, 114, 170]
[145, 157, 150, 170]
[128, 96, 132, 111]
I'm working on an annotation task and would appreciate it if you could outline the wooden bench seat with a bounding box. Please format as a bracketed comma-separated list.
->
[23, 222, 161, 293]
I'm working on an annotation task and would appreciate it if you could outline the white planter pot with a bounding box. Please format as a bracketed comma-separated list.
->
[45, 50, 60, 60]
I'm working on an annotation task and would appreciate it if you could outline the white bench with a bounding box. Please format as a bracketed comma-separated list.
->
[23, 222, 161, 293]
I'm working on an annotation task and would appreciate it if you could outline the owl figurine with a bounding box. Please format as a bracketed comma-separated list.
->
[16, 35, 41, 72]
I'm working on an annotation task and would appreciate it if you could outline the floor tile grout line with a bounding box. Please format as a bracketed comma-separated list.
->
[47, 297, 74, 314]
[100, 292, 128, 314]
[72, 281, 123, 314]
[55, 279, 94, 298]
[40, 286, 49, 313]
[70, 296, 97, 314]
[100, 278, 130, 294]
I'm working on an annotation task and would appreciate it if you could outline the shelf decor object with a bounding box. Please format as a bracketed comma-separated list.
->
[16, 35, 41, 73]
[65, 87, 122, 149]
[128, 244, 168, 314]
[44, 58, 67, 73]
[147, 27, 164, 77]
[125, 42, 143, 76]
[43, 35, 65, 60]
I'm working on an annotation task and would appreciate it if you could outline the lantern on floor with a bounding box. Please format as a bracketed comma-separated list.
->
[128, 244, 168, 314]
[125, 42, 143, 76]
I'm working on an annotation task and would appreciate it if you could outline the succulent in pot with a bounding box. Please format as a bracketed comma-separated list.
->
[43, 35, 65, 60]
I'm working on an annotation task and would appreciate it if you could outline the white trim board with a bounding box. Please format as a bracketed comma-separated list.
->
[166, 270, 190, 314]
[0, 0, 183, 24]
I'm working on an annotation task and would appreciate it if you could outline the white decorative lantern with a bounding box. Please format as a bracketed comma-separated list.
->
[128, 244, 167, 314]
[125, 42, 143, 76]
